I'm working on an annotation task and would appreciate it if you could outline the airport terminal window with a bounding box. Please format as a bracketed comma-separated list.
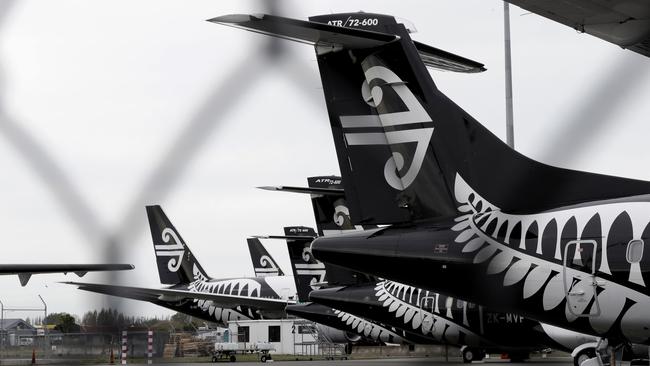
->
[268, 326, 281, 342]
[627, 239, 644, 264]
[238, 326, 250, 343]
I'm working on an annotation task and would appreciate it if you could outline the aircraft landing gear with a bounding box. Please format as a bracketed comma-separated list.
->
[462, 347, 486, 363]
[577, 338, 632, 366]
[574, 347, 597, 366]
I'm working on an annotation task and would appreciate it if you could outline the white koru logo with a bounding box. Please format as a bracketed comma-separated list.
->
[301, 247, 313, 262]
[333, 205, 350, 227]
[295, 247, 326, 290]
[339, 59, 434, 191]
[254, 255, 280, 277]
[155, 228, 185, 272]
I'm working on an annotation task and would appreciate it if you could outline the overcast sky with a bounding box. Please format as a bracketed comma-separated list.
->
[0, 0, 648, 322]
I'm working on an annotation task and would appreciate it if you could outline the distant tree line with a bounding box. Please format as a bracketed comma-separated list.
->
[81, 309, 205, 332]
[23, 309, 209, 333]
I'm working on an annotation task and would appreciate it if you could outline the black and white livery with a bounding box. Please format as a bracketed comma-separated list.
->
[249, 232, 409, 345]
[210, 12, 650, 363]
[66, 205, 294, 326]
[248, 238, 284, 277]
[269, 176, 605, 361]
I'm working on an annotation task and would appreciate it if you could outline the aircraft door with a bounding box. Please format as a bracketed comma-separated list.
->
[563, 240, 601, 317]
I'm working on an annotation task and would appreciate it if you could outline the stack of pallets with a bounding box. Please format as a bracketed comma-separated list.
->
[162, 343, 178, 358]
[163, 333, 213, 358]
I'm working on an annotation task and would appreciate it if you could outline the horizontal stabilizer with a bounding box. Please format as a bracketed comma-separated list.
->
[414, 40, 486, 73]
[257, 185, 344, 196]
[252, 235, 316, 240]
[209, 14, 485, 72]
[207, 14, 398, 51]
[63, 281, 294, 310]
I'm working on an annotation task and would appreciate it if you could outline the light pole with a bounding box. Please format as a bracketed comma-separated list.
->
[504, 2, 515, 149]
[38, 295, 47, 359]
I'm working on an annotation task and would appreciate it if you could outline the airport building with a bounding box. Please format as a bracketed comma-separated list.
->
[0, 319, 36, 347]
[227, 319, 319, 355]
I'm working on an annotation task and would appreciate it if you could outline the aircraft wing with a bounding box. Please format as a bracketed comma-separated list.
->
[504, 0, 650, 57]
[0, 264, 134, 286]
[63, 281, 294, 310]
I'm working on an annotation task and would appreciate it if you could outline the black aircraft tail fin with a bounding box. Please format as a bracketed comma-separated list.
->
[306, 176, 377, 286]
[283, 226, 320, 302]
[146, 205, 209, 285]
[214, 13, 650, 224]
[307, 176, 359, 236]
[247, 238, 284, 277]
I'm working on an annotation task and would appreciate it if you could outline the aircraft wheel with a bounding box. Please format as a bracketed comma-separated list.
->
[463, 348, 477, 363]
[574, 348, 596, 366]
[260, 355, 267, 363]
[229, 354, 236, 362]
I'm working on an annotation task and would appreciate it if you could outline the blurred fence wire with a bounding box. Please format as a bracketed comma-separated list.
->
[0, 0, 648, 315]
[0, 0, 323, 311]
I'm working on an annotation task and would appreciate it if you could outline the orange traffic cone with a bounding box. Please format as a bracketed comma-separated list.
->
[31, 348, 36, 364]
[110, 348, 115, 364]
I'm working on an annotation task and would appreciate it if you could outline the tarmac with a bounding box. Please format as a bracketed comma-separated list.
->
[94, 359, 574, 366]
[137, 358, 573, 366]
[0, 357, 574, 365]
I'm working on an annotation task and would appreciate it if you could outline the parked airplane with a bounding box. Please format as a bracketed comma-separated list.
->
[256, 176, 417, 344]
[210, 12, 650, 362]
[249, 230, 414, 345]
[266, 176, 610, 363]
[0, 264, 133, 286]
[65, 206, 294, 326]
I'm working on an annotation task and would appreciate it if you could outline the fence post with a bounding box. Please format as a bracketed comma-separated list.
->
[147, 330, 153, 364]
[121, 330, 127, 365]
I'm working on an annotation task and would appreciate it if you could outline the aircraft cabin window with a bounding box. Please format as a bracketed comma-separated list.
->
[626, 239, 644, 264]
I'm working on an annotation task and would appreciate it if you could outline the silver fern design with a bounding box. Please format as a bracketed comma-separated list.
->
[451, 174, 650, 343]
[332, 309, 403, 343]
[374, 280, 485, 346]
[186, 264, 257, 323]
